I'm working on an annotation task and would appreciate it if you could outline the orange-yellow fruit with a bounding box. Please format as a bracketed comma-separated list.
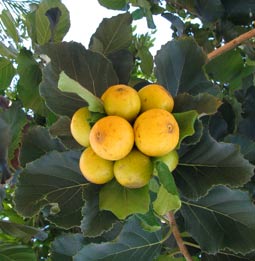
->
[70, 107, 91, 147]
[101, 84, 141, 122]
[154, 150, 179, 172]
[134, 108, 179, 157]
[138, 84, 174, 112]
[89, 115, 134, 160]
[79, 147, 114, 184]
[114, 149, 153, 188]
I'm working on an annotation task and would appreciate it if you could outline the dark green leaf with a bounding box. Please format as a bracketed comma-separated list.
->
[98, 0, 127, 10]
[0, 220, 47, 242]
[74, 216, 162, 261]
[181, 185, 255, 254]
[14, 150, 87, 229]
[39, 42, 118, 117]
[201, 251, 255, 261]
[20, 125, 66, 167]
[99, 180, 150, 220]
[16, 48, 48, 116]
[138, 47, 153, 76]
[89, 13, 132, 55]
[175, 128, 254, 199]
[155, 37, 214, 96]
[136, 208, 161, 232]
[162, 13, 184, 36]
[0, 187, 5, 211]
[0, 57, 16, 90]
[81, 186, 118, 238]
[0, 243, 36, 261]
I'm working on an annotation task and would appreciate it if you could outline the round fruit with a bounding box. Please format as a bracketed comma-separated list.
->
[114, 149, 153, 188]
[70, 107, 91, 147]
[154, 150, 179, 172]
[79, 147, 114, 184]
[134, 108, 179, 157]
[138, 84, 174, 112]
[101, 84, 141, 122]
[89, 115, 134, 160]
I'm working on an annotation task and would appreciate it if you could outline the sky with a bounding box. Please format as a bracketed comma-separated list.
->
[61, 0, 173, 56]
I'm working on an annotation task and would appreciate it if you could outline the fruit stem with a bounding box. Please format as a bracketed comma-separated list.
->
[207, 28, 255, 61]
[167, 211, 193, 261]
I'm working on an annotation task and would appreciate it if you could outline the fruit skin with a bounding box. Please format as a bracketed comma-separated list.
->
[79, 147, 114, 184]
[114, 149, 153, 188]
[101, 84, 141, 122]
[138, 84, 174, 112]
[70, 107, 91, 147]
[89, 115, 134, 161]
[134, 108, 179, 157]
[153, 150, 179, 172]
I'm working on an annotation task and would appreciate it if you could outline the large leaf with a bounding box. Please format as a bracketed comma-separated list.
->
[175, 127, 254, 199]
[39, 42, 118, 117]
[89, 13, 132, 55]
[155, 37, 214, 96]
[99, 180, 150, 220]
[98, 0, 127, 10]
[74, 216, 162, 261]
[0, 220, 47, 242]
[201, 251, 255, 261]
[0, 57, 16, 90]
[181, 185, 255, 254]
[14, 150, 87, 229]
[16, 48, 48, 116]
[81, 186, 118, 238]
[0, 243, 36, 261]
[20, 125, 66, 167]
[35, 0, 70, 45]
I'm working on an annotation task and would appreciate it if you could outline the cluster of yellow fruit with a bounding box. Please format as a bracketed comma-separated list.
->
[70, 84, 180, 189]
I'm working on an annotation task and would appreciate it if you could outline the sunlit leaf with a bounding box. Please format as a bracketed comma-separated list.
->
[0, 57, 16, 90]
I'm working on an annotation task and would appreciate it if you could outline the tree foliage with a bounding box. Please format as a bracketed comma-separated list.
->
[1, 0, 255, 260]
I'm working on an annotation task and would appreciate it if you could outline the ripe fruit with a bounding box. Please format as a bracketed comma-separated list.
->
[70, 107, 91, 147]
[101, 84, 141, 122]
[89, 115, 134, 161]
[134, 108, 179, 157]
[79, 147, 114, 184]
[138, 84, 174, 112]
[154, 150, 179, 172]
[114, 149, 153, 188]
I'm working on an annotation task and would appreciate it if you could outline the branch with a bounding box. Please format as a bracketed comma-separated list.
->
[207, 28, 255, 61]
[167, 211, 193, 261]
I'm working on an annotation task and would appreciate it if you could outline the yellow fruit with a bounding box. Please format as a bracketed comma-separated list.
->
[134, 108, 179, 157]
[101, 84, 141, 122]
[154, 150, 179, 172]
[114, 149, 153, 188]
[89, 115, 134, 160]
[79, 147, 114, 184]
[138, 84, 174, 112]
[70, 107, 91, 147]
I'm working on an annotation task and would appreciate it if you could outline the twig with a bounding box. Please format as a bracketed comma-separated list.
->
[207, 28, 255, 61]
[167, 211, 193, 261]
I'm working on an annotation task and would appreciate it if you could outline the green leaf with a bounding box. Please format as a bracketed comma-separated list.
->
[0, 42, 17, 59]
[155, 37, 214, 96]
[58, 72, 104, 113]
[14, 150, 87, 229]
[35, 0, 70, 45]
[175, 127, 255, 199]
[138, 47, 153, 76]
[201, 252, 255, 261]
[39, 42, 118, 117]
[89, 13, 132, 55]
[98, 0, 127, 10]
[0, 243, 37, 261]
[173, 110, 198, 147]
[157, 255, 199, 261]
[136, 208, 161, 232]
[0, 220, 47, 242]
[0, 57, 16, 90]
[0, 10, 19, 44]
[16, 48, 48, 116]
[74, 216, 162, 261]
[20, 125, 66, 167]
[153, 162, 181, 215]
[99, 180, 150, 220]
[181, 185, 255, 254]
[174, 93, 222, 115]
[81, 186, 118, 238]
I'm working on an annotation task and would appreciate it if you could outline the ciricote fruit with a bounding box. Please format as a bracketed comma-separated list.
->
[89, 115, 134, 161]
[134, 108, 179, 157]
